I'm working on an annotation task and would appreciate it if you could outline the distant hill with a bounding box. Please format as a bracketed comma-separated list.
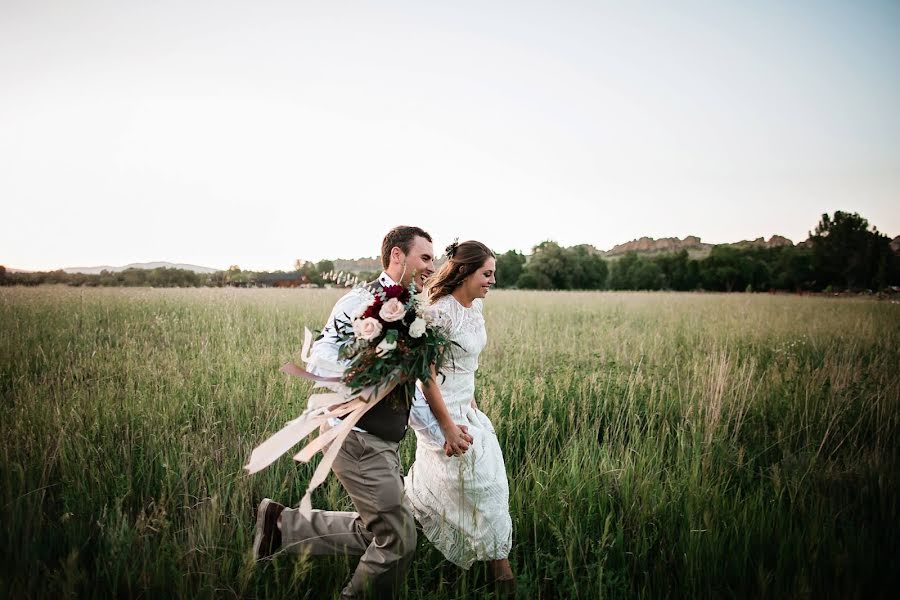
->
[63, 262, 220, 275]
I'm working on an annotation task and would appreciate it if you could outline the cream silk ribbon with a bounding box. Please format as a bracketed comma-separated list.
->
[244, 328, 399, 517]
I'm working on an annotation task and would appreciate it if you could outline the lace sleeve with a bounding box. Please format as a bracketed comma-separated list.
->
[430, 295, 460, 336]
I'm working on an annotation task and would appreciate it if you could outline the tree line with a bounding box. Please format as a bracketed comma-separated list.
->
[2, 211, 897, 292]
[0, 265, 208, 288]
[0, 259, 342, 289]
[495, 211, 898, 292]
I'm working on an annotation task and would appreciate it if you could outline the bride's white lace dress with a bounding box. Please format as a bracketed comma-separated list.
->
[404, 294, 513, 568]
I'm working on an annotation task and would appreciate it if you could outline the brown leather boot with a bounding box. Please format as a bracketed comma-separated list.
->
[252, 498, 285, 559]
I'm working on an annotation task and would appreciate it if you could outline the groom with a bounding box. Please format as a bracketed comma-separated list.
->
[253, 225, 472, 599]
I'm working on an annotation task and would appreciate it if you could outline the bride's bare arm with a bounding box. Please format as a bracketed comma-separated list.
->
[422, 364, 473, 456]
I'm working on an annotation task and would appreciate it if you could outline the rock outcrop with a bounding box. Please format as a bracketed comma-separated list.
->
[605, 236, 708, 256]
[726, 235, 794, 250]
[605, 234, 796, 256]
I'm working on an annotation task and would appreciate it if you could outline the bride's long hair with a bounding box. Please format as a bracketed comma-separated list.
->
[427, 240, 495, 303]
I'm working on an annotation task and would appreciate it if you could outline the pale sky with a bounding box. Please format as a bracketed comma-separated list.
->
[2, 0, 899, 271]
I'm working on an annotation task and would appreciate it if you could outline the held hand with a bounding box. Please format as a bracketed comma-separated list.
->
[442, 423, 473, 457]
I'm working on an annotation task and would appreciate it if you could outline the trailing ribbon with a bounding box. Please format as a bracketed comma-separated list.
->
[244, 328, 400, 517]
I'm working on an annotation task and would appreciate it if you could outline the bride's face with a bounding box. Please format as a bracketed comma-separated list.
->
[462, 257, 496, 299]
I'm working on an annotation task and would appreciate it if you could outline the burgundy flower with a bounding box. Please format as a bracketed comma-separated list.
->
[362, 298, 383, 320]
[382, 285, 410, 302]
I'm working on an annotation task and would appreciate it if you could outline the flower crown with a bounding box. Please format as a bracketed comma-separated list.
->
[445, 238, 460, 259]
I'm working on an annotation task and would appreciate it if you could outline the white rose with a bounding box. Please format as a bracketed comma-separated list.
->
[375, 337, 397, 356]
[423, 307, 440, 323]
[352, 317, 382, 341]
[409, 317, 426, 338]
[379, 298, 406, 323]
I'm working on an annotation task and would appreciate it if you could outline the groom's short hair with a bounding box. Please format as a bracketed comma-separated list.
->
[381, 226, 432, 269]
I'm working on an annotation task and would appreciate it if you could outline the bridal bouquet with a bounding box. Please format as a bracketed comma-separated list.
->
[244, 278, 454, 516]
[330, 281, 454, 404]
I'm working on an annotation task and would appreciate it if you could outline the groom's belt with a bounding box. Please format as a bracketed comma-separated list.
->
[341, 383, 412, 443]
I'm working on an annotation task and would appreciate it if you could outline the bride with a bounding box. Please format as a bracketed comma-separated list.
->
[405, 240, 515, 584]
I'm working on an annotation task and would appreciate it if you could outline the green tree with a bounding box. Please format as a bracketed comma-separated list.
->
[522, 241, 572, 289]
[631, 259, 664, 290]
[770, 246, 813, 291]
[607, 253, 639, 290]
[495, 250, 526, 288]
[209, 271, 228, 287]
[567, 245, 608, 289]
[296, 261, 324, 286]
[316, 260, 335, 276]
[810, 211, 895, 290]
[699, 246, 759, 292]
[516, 269, 553, 289]
[654, 250, 698, 290]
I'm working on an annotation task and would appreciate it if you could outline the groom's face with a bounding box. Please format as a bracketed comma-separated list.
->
[399, 236, 435, 292]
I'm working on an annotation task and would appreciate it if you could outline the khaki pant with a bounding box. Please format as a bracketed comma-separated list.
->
[279, 430, 416, 599]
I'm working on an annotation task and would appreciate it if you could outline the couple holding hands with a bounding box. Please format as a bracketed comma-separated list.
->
[252, 226, 514, 598]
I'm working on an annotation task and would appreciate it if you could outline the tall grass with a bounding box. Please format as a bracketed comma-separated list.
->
[1, 287, 897, 598]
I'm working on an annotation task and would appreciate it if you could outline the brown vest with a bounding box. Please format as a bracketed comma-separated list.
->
[342, 279, 412, 442]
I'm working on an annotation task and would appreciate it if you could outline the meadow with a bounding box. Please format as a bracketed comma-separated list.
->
[1, 286, 897, 599]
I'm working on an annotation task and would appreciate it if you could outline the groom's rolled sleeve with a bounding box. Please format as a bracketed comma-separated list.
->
[306, 288, 371, 427]
[307, 288, 370, 379]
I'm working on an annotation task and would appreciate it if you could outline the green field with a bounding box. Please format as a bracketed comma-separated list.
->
[1, 287, 897, 598]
